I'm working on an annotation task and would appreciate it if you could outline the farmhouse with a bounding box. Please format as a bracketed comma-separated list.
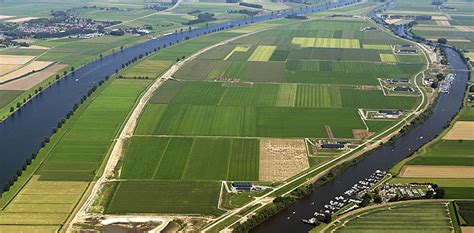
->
[388, 78, 409, 84]
[397, 49, 418, 54]
[393, 86, 414, 92]
[232, 182, 254, 191]
[321, 143, 345, 149]
[377, 109, 403, 118]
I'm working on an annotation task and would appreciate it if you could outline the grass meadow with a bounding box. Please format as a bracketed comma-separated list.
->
[329, 203, 454, 233]
[0, 79, 149, 229]
[106, 180, 224, 215]
[120, 137, 259, 181]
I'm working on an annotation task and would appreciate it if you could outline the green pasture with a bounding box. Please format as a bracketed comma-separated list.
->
[407, 140, 474, 166]
[37, 79, 149, 181]
[329, 203, 454, 233]
[106, 180, 224, 215]
[120, 137, 259, 181]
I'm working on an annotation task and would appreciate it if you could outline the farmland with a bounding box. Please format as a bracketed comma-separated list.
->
[325, 202, 455, 233]
[0, 78, 150, 230]
[1, 1, 445, 231]
[105, 181, 223, 216]
[386, 0, 474, 54]
[107, 16, 426, 220]
[120, 137, 260, 181]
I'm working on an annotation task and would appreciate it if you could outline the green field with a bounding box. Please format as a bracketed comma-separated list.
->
[0, 78, 149, 229]
[106, 180, 224, 215]
[407, 140, 474, 166]
[328, 203, 454, 233]
[120, 137, 259, 181]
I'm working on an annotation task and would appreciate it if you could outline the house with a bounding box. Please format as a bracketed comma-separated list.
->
[388, 78, 410, 84]
[232, 182, 253, 191]
[321, 144, 345, 149]
[393, 86, 414, 92]
[379, 109, 402, 116]
[397, 49, 418, 54]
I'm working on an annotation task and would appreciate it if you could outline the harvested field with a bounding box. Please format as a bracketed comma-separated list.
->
[432, 16, 450, 21]
[0, 64, 21, 76]
[224, 45, 250, 60]
[259, 138, 309, 182]
[436, 21, 451, 26]
[380, 53, 397, 63]
[462, 227, 474, 233]
[248, 46, 276, 61]
[5, 17, 38, 23]
[400, 165, 474, 179]
[0, 55, 35, 65]
[443, 121, 474, 140]
[21, 45, 49, 50]
[0, 15, 14, 20]
[292, 37, 360, 48]
[454, 26, 474, 32]
[0, 61, 54, 84]
[363, 44, 392, 50]
[353, 129, 374, 140]
[0, 64, 66, 90]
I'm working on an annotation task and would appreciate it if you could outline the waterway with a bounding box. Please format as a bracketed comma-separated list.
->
[0, 1, 359, 194]
[253, 3, 470, 233]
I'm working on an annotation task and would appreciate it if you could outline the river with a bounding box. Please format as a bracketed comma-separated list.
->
[0, 1, 359, 194]
[252, 4, 469, 233]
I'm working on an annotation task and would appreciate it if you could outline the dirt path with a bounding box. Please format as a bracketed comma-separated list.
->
[67, 26, 275, 231]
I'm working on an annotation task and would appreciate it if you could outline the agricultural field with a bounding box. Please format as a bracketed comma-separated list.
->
[386, 0, 474, 53]
[109, 17, 426, 217]
[0, 79, 150, 230]
[105, 180, 224, 215]
[120, 137, 260, 181]
[325, 202, 456, 233]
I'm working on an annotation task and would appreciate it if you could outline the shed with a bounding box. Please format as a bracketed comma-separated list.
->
[321, 144, 345, 149]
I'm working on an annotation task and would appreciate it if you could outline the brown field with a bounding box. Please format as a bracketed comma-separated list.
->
[400, 165, 474, 179]
[0, 64, 21, 76]
[432, 16, 450, 21]
[436, 21, 451, 26]
[353, 129, 374, 140]
[454, 26, 474, 32]
[0, 55, 35, 65]
[0, 64, 66, 90]
[20, 45, 49, 50]
[259, 138, 309, 182]
[0, 61, 54, 84]
[443, 121, 474, 140]
[5, 17, 38, 23]
[462, 227, 474, 233]
[0, 15, 14, 20]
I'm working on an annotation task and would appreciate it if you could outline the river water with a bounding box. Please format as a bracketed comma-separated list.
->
[253, 5, 470, 233]
[0, 1, 359, 194]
